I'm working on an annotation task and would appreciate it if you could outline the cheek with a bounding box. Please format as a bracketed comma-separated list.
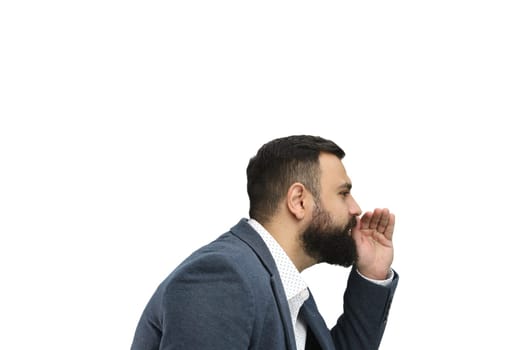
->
[327, 202, 349, 222]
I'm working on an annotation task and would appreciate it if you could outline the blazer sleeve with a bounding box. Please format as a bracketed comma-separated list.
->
[131, 252, 256, 350]
[330, 267, 398, 350]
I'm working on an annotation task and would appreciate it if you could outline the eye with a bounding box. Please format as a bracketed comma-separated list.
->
[339, 191, 350, 197]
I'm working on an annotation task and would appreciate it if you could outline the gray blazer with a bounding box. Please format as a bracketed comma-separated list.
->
[131, 218, 398, 350]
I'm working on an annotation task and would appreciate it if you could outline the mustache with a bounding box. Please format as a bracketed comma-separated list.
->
[343, 216, 358, 236]
[349, 216, 358, 230]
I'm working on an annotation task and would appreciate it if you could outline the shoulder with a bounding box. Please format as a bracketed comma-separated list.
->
[161, 231, 271, 294]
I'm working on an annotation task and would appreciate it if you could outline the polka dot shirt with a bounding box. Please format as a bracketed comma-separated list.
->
[248, 219, 309, 350]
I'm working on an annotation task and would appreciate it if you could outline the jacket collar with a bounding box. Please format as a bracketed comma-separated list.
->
[230, 218, 280, 276]
[230, 218, 298, 350]
[230, 219, 336, 350]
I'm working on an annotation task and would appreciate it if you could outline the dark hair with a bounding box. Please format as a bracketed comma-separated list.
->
[247, 135, 345, 224]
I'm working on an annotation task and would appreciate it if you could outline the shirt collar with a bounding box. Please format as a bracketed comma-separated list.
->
[247, 219, 309, 301]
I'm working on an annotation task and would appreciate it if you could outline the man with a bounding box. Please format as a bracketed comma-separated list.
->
[131, 135, 398, 350]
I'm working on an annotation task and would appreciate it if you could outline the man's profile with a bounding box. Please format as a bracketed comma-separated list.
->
[131, 135, 398, 350]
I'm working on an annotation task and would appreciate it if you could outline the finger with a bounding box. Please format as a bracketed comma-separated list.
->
[376, 208, 391, 233]
[383, 213, 395, 240]
[368, 208, 383, 230]
[372, 230, 394, 247]
[359, 211, 373, 230]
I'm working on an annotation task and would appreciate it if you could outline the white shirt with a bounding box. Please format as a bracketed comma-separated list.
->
[247, 218, 394, 350]
[248, 219, 309, 350]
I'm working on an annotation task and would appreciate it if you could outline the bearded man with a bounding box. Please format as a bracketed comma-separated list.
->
[131, 135, 399, 350]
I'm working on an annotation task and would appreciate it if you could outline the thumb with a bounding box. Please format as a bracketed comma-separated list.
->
[351, 216, 363, 240]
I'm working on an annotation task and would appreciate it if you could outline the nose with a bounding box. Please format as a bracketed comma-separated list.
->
[348, 195, 362, 217]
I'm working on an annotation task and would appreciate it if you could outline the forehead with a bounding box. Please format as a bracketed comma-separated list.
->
[318, 153, 351, 187]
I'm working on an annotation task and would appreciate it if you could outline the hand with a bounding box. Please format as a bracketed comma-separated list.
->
[351, 208, 395, 280]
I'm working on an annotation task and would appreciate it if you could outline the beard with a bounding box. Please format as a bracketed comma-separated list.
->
[301, 203, 358, 267]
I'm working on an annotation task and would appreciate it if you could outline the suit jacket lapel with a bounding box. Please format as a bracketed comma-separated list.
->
[230, 219, 297, 350]
[300, 295, 334, 350]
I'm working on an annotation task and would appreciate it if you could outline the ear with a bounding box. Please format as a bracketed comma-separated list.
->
[287, 182, 307, 220]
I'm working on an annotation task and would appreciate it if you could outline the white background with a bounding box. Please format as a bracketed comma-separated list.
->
[1, 1, 524, 349]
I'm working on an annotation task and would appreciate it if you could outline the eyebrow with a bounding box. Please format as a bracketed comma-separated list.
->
[338, 183, 352, 191]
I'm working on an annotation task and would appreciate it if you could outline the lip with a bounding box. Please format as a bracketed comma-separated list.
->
[349, 216, 357, 229]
